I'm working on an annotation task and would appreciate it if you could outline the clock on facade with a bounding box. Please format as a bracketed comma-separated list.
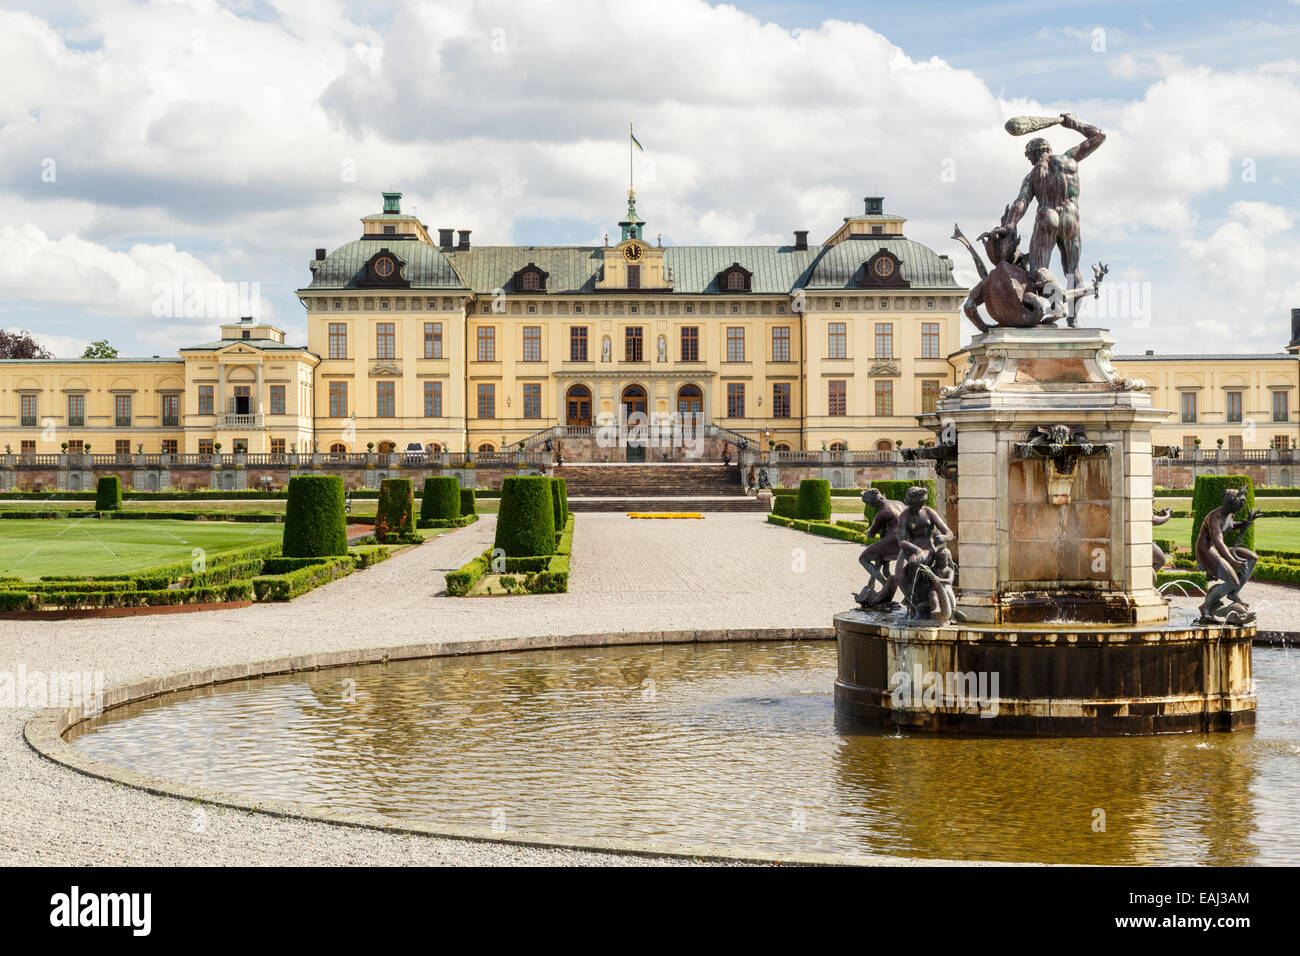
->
[373, 256, 396, 278]
[623, 243, 644, 263]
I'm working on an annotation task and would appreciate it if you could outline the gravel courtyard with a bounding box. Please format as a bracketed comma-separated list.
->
[0, 513, 865, 866]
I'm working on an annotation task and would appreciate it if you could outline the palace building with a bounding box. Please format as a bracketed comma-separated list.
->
[297, 191, 966, 457]
[0, 191, 1297, 468]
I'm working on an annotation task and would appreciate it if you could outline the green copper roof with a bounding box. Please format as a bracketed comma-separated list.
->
[804, 238, 960, 290]
[444, 247, 605, 294]
[306, 236, 959, 294]
[305, 240, 466, 290]
[661, 246, 822, 293]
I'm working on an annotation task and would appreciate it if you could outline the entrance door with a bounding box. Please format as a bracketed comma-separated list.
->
[565, 385, 592, 427]
[233, 385, 251, 415]
[622, 385, 648, 462]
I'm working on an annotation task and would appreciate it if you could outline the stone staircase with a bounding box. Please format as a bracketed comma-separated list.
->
[558, 463, 766, 512]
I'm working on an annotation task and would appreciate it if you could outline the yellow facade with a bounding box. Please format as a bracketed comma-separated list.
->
[1109, 352, 1299, 453]
[0, 319, 317, 457]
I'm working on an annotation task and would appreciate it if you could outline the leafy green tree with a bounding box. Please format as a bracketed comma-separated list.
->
[82, 340, 119, 358]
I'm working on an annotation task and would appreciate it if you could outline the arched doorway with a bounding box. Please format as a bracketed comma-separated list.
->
[478, 442, 496, 453]
[676, 384, 703, 418]
[329, 442, 347, 454]
[622, 384, 648, 462]
[875, 439, 894, 451]
[621, 384, 647, 416]
[565, 385, 592, 427]
[377, 441, 396, 453]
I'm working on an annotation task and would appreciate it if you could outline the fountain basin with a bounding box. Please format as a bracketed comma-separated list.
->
[834, 609, 1256, 735]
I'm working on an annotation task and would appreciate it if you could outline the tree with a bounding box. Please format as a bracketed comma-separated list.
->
[82, 340, 118, 359]
[0, 329, 53, 359]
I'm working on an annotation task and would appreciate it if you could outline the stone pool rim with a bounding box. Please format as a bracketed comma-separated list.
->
[25, 625, 998, 868]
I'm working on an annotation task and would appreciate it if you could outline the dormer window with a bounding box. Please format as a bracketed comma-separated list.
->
[513, 263, 549, 293]
[859, 250, 909, 289]
[359, 248, 409, 288]
[717, 263, 753, 293]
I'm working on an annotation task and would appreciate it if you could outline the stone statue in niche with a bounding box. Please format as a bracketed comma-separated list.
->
[657, 334, 667, 362]
[1196, 488, 1262, 625]
[1151, 507, 1173, 572]
[601, 336, 611, 362]
[854, 488, 907, 608]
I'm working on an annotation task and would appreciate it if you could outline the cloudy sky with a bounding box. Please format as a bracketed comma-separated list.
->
[2, 0, 1299, 357]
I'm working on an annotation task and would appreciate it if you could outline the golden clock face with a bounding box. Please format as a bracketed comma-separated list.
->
[374, 256, 395, 278]
[873, 256, 894, 278]
[623, 243, 644, 262]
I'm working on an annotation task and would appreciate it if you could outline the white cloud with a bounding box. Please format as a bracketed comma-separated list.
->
[0, 0, 1295, 357]
[0, 223, 274, 351]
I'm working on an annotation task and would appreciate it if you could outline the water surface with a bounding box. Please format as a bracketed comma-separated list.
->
[69, 641, 1300, 863]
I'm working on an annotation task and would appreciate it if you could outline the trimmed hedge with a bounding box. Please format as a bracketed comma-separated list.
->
[283, 475, 348, 557]
[796, 479, 832, 521]
[421, 476, 461, 522]
[551, 479, 566, 531]
[95, 476, 122, 511]
[0, 581, 253, 612]
[772, 495, 800, 519]
[1190, 474, 1255, 552]
[459, 487, 477, 517]
[376, 478, 416, 543]
[252, 556, 354, 601]
[768, 514, 870, 544]
[494, 476, 556, 558]
[557, 478, 568, 523]
[446, 551, 492, 596]
[417, 513, 479, 529]
[447, 513, 574, 596]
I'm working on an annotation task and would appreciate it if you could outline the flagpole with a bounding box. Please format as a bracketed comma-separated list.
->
[629, 122, 634, 193]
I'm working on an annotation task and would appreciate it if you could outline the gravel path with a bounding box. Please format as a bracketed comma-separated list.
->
[1, 513, 866, 866]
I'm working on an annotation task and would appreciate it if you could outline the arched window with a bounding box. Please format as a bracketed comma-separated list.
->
[377, 441, 396, 453]
[829, 441, 846, 452]
[427, 442, 442, 454]
[875, 439, 894, 451]
[478, 442, 496, 453]
[774, 442, 791, 451]
[520, 271, 541, 291]
[329, 442, 348, 453]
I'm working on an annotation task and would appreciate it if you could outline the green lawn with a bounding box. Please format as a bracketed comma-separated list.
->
[0, 518, 282, 580]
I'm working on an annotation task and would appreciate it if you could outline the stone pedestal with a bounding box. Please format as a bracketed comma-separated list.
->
[934, 327, 1168, 626]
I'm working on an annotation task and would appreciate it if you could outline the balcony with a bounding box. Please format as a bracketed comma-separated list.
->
[218, 413, 264, 428]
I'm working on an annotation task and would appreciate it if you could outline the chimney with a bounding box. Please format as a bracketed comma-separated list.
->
[793, 230, 809, 251]
[438, 228, 454, 248]
[864, 196, 884, 215]
[315, 248, 326, 260]
[457, 229, 471, 250]
[1290, 307, 1300, 352]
